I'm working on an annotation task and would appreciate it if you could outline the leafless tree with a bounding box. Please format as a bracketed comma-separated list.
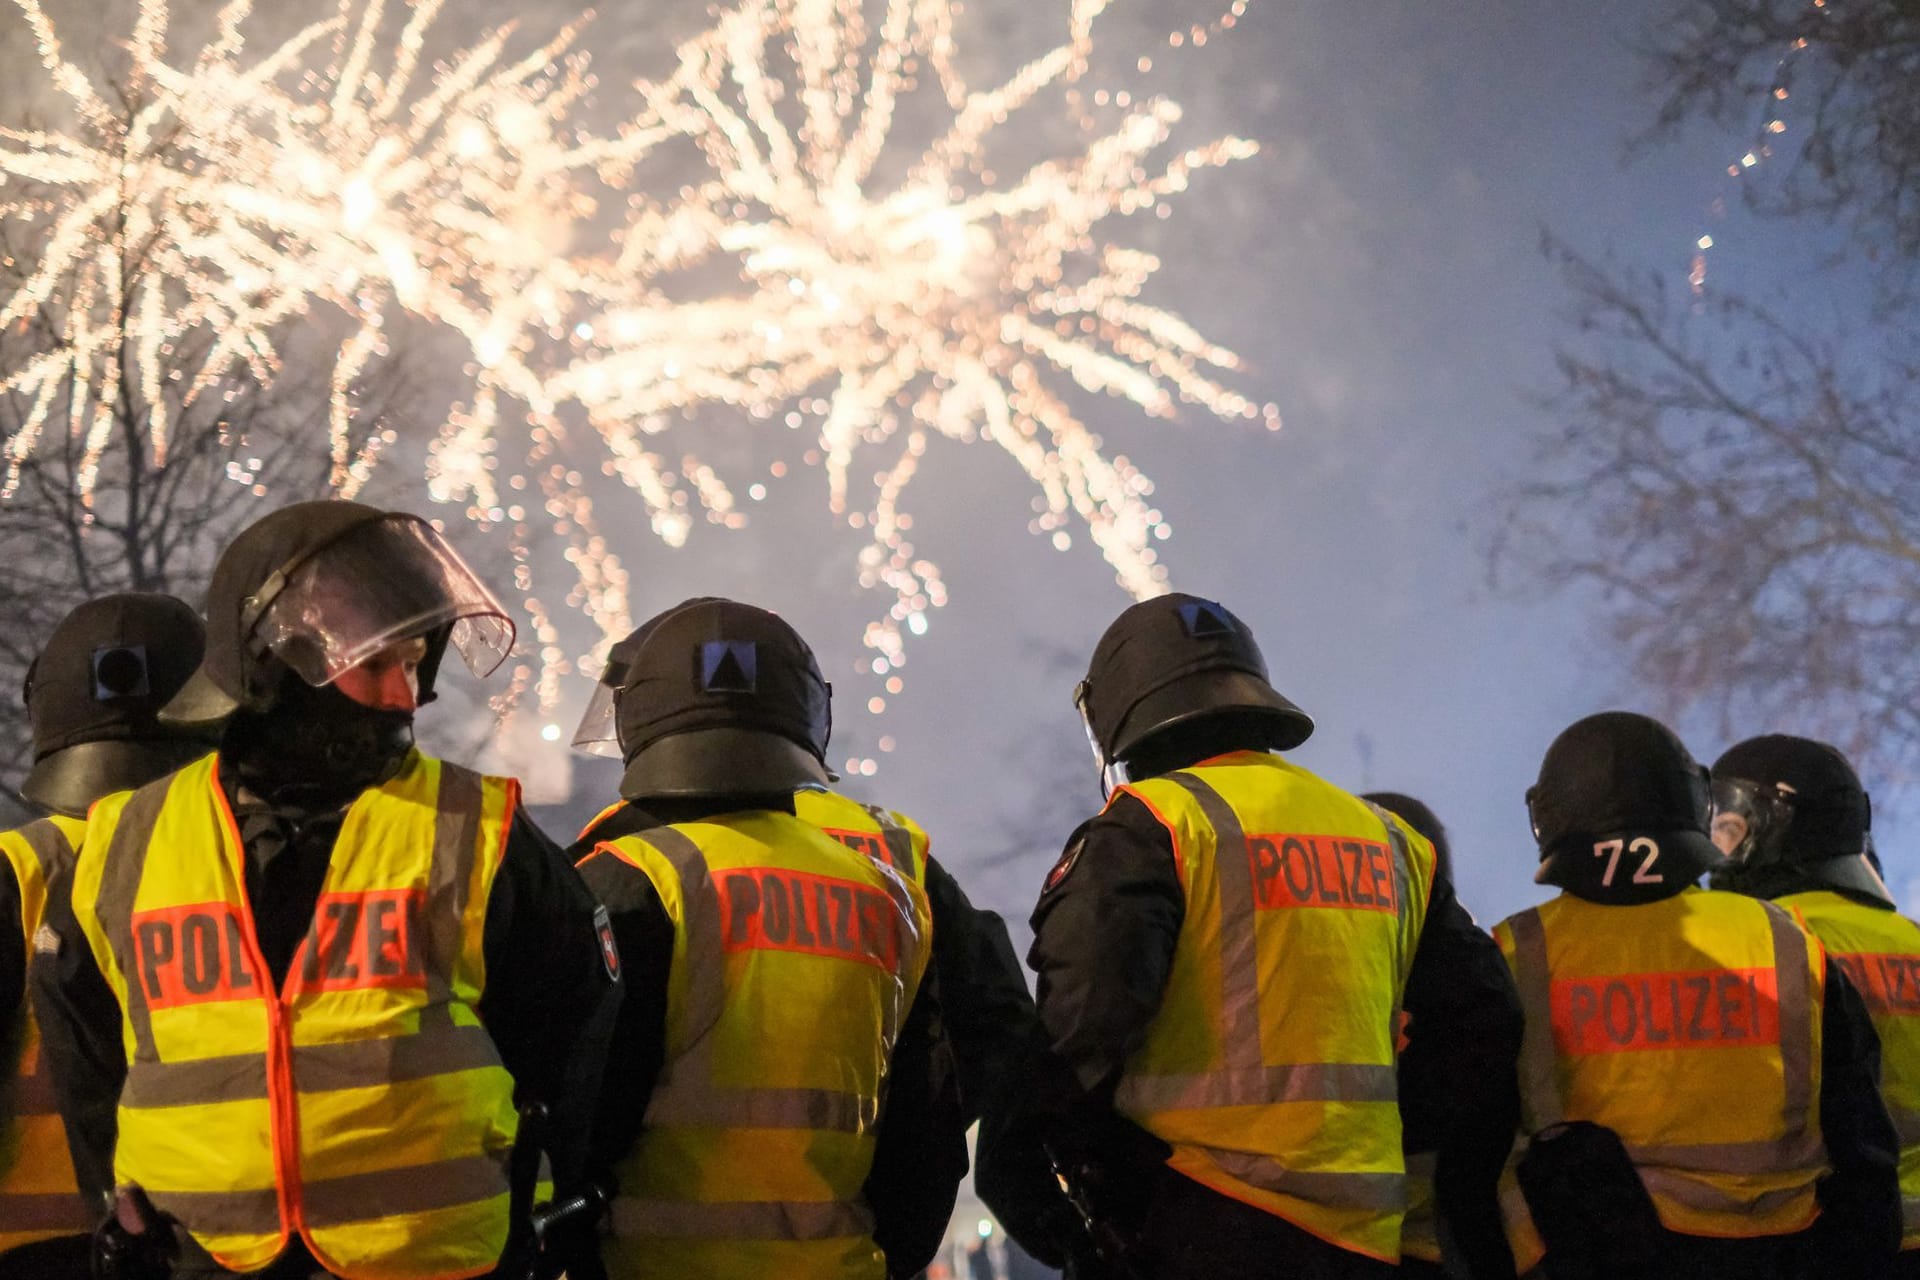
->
[1500, 242, 1920, 772]
[1504, 4, 1920, 777]
[0, 193, 410, 797]
[1643, 0, 1920, 269]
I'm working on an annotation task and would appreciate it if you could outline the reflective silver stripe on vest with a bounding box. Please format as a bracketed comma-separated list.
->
[1634, 1167, 1812, 1217]
[1362, 802, 1416, 1042]
[302, 1151, 511, 1227]
[1114, 1062, 1396, 1112]
[1627, 1133, 1826, 1176]
[123, 1053, 270, 1107]
[146, 1186, 280, 1238]
[1164, 774, 1264, 1075]
[292, 1022, 506, 1092]
[640, 826, 731, 1045]
[421, 763, 487, 1012]
[1204, 1149, 1406, 1212]
[0, 1189, 94, 1233]
[610, 1196, 874, 1241]
[1504, 908, 1565, 1130]
[1765, 905, 1816, 1140]
[17, 819, 76, 906]
[93, 781, 174, 1064]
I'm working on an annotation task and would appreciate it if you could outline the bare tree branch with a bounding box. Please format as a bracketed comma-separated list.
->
[1498, 237, 1920, 778]
[1641, 0, 1920, 275]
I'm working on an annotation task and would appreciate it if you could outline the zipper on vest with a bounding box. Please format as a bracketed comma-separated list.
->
[208, 765, 305, 1253]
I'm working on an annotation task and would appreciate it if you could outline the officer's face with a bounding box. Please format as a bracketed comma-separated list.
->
[333, 635, 430, 712]
[1711, 811, 1749, 857]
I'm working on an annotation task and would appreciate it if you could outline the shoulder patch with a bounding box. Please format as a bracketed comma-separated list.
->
[593, 904, 622, 983]
[1044, 838, 1085, 893]
[32, 924, 60, 957]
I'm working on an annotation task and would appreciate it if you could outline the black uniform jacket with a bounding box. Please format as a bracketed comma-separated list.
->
[30, 765, 619, 1278]
[568, 795, 967, 1279]
[1024, 785, 1526, 1279]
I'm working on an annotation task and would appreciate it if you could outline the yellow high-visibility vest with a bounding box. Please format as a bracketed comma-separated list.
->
[0, 814, 94, 1250]
[71, 751, 522, 1280]
[1110, 751, 1436, 1262]
[1780, 889, 1920, 1248]
[1494, 889, 1827, 1243]
[582, 811, 931, 1280]
[794, 788, 931, 890]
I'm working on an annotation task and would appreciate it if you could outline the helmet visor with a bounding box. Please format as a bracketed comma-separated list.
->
[252, 517, 514, 689]
[571, 679, 624, 758]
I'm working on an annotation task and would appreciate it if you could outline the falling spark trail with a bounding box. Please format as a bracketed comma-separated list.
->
[550, 0, 1279, 693]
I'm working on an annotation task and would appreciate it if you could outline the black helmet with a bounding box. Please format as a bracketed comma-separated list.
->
[1363, 791, 1452, 888]
[1710, 735, 1888, 906]
[1527, 711, 1721, 892]
[162, 501, 513, 726]
[1076, 595, 1312, 786]
[20, 594, 213, 816]
[573, 598, 834, 799]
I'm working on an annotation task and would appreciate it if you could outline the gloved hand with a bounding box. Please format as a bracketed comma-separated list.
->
[91, 1185, 177, 1280]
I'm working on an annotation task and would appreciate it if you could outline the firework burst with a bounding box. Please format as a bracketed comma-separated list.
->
[552, 0, 1277, 688]
[0, 0, 652, 515]
[3, 0, 1276, 738]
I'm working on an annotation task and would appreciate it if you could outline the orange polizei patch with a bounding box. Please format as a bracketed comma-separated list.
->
[1830, 953, 1920, 1016]
[819, 827, 891, 866]
[288, 889, 430, 995]
[129, 902, 263, 1008]
[1243, 833, 1399, 914]
[1549, 967, 1780, 1054]
[714, 867, 900, 970]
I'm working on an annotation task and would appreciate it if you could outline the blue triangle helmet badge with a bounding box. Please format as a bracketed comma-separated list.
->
[1176, 601, 1233, 638]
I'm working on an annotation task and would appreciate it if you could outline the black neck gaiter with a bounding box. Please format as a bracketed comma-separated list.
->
[222, 677, 415, 812]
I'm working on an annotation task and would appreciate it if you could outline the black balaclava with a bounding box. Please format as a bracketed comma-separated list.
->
[220, 670, 418, 809]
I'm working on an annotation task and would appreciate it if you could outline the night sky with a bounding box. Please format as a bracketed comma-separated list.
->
[6, 0, 1900, 944]
[522, 0, 1903, 943]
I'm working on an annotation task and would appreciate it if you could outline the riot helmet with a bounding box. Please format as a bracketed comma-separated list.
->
[162, 501, 513, 727]
[573, 598, 834, 799]
[1709, 735, 1888, 906]
[20, 594, 212, 816]
[1527, 711, 1721, 894]
[1363, 791, 1453, 888]
[1075, 594, 1312, 793]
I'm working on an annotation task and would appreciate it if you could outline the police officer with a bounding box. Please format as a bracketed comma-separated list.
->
[0, 594, 208, 1279]
[568, 598, 963, 1279]
[31, 501, 617, 1280]
[1026, 595, 1522, 1278]
[570, 601, 1036, 1266]
[1361, 791, 1465, 1280]
[1494, 712, 1898, 1279]
[1710, 734, 1920, 1274]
